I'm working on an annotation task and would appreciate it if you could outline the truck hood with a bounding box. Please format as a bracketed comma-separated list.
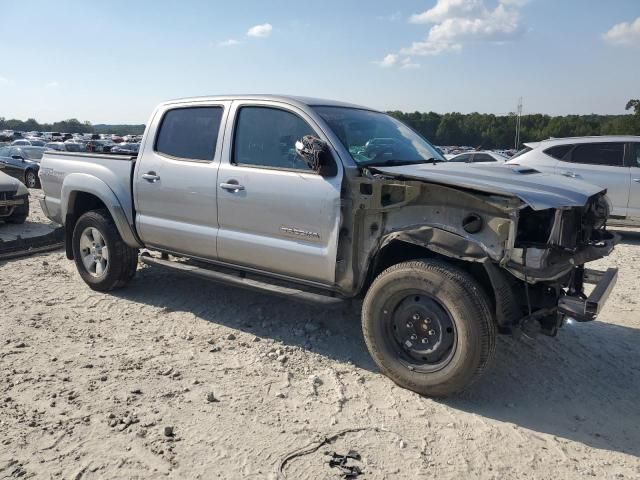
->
[372, 163, 605, 211]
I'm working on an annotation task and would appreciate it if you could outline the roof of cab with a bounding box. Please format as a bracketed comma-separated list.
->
[160, 94, 376, 111]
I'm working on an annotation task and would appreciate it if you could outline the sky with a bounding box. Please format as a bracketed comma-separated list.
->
[0, 0, 639, 124]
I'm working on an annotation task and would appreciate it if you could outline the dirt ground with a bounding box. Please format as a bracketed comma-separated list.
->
[0, 198, 639, 479]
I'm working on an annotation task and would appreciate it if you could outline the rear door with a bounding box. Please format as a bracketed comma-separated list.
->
[554, 142, 630, 218]
[628, 142, 640, 222]
[216, 101, 342, 284]
[134, 101, 230, 259]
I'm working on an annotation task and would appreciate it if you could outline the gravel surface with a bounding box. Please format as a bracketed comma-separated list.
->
[0, 227, 639, 479]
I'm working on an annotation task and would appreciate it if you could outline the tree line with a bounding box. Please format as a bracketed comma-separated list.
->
[2, 99, 639, 147]
[388, 99, 640, 149]
[0, 117, 145, 136]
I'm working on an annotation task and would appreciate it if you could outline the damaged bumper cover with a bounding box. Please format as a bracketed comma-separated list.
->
[558, 268, 618, 322]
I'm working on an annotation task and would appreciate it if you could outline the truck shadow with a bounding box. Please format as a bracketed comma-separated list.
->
[114, 266, 640, 458]
[611, 228, 640, 246]
[444, 323, 640, 458]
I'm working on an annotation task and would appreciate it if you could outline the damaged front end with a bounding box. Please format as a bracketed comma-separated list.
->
[339, 165, 618, 338]
[505, 192, 617, 331]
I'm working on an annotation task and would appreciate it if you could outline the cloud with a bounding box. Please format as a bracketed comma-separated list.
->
[45, 81, 59, 88]
[410, 0, 484, 24]
[400, 57, 421, 69]
[219, 38, 240, 47]
[0, 75, 8, 84]
[375, 53, 399, 67]
[603, 17, 640, 47]
[374, 54, 421, 69]
[398, 0, 526, 58]
[247, 23, 273, 38]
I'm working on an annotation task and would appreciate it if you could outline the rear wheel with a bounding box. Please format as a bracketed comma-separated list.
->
[362, 259, 496, 397]
[24, 169, 39, 189]
[72, 209, 138, 291]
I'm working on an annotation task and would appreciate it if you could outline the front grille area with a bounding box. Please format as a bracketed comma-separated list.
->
[0, 191, 23, 217]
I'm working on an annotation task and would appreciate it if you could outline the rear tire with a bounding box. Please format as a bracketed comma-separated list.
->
[362, 259, 496, 397]
[72, 209, 138, 291]
[24, 169, 40, 189]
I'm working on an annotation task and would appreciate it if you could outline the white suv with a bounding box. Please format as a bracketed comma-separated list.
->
[507, 136, 640, 226]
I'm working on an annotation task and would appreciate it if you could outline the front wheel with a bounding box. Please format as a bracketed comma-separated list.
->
[72, 209, 138, 291]
[362, 259, 496, 397]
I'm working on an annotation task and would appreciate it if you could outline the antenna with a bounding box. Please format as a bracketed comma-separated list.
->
[514, 97, 523, 150]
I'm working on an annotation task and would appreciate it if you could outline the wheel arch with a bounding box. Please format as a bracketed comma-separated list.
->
[362, 234, 519, 329]
[62, 174, 141, 259]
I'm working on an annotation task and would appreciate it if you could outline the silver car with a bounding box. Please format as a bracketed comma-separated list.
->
[507, 136, 640, 226]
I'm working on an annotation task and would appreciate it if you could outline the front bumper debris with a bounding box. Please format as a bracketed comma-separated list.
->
[558, 268, 618, 322]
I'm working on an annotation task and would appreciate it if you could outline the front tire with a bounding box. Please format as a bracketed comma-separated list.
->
[362, 259, 496, 397]
[72, 209, 138, 291]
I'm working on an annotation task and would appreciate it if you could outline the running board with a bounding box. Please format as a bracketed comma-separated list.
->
[139, 255, 345, 306]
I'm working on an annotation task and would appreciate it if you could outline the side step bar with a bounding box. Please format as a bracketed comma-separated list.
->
[139, 254, 345, 306]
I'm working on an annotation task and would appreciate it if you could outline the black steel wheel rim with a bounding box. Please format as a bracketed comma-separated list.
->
[383, 291, 457, 373]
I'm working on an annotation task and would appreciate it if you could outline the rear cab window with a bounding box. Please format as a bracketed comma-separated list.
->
[633, 143, 640, 168]
[567, 142, 625, 167]
[155, 107, 224, 161]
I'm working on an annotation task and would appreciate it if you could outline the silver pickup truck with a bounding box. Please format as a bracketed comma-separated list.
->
[39, 95, 618, 397]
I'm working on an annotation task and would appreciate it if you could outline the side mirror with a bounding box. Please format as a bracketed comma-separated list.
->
[295, 135, 334, 175]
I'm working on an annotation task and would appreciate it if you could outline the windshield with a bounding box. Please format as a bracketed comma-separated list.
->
[314, 106, 445, 166]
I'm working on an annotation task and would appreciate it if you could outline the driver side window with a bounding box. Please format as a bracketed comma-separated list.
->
[233, 106, 316, 172]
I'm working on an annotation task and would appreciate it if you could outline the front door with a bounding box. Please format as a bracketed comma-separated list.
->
[134, 102, 230, 259]
[554, 142, 630, 218]
[216, 101, 342, 284]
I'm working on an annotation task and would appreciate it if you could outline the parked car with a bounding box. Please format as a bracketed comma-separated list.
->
[110, 143, 140, 154]
[507, 136, 640, 226]
[38, 95, 617, 397]
[26, 138, 47, 147]
[448, 151, 509, 164]
[0, 145, 46, 188]
[11, 139, 32, 146]
[0, 170, 29, 223]
[44, 142, 66, 151]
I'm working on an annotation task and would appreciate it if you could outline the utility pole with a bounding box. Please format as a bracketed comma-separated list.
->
[514, 97, 523, 150]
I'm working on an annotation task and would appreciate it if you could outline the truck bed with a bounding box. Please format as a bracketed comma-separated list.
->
[39, 151, 137, 227]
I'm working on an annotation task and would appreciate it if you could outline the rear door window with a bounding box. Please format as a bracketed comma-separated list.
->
[155, 107, 223, 161]
[567, 142, 625, 167]
[543, 144, 573, 160]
